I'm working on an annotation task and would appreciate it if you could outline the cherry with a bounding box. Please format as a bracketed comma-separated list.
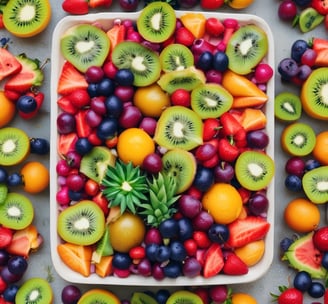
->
[278, 0, 297, 21]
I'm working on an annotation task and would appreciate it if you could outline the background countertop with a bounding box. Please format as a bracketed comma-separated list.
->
[2, 0, 327, 302]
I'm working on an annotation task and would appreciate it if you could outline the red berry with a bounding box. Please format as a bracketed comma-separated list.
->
[67, 89, 91, 108]
[175, 27, 195, 47]
[193, 231, 211, 248]
[170, 88, 191, 107]
[205, 17, 225, 37]
[278, 0, 297, 21]
[313, 227, 328, 251]
[200, 0, 224, 10]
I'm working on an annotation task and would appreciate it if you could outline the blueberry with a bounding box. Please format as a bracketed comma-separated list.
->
[208, 223, 229, 244]
[75, 137, 93, 155]
[145, 243, 160, 262]
[105, 95, 123, 118]
[158, 218, 179, 239]
[0, 37, 10, 48]
[68, 190, 83, 201]
[112, 252, 132, 270]
[213, 51, 229, 72]
[0, 167, 8, 183]
[177, 218, 193, 241]
[155, 289, 171, 304]
[291, 39, 309, 62]
[115, 69, 134, 86]
[285, 174, 303, 192]
[16, 95, 37, 113]
[30, 138, 50, 155]
[321, 252, 328, 269]
[155, 245, 171, 263]
[192, 165, 214, 192]
[96, 78, 115, 96]
[170, 241, 187, 262]
[7, 256, 28, 275]
[305, 159, 321, 171]
[196, 51, 213, 71]
[307, 281, 325, 298]
[293, 271, 312, 292]
[163, 261, 182, 278]
[280, 237, 293, 252]
[294, 0, 311, 6]
[3, 285, 19, 302]
[96, 117, 118, 140]
[87, 83, 99, 98]
[278, 58, 299, 80]
[7, 173, 22, 187]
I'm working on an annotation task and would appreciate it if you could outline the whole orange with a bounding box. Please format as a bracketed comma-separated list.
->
[133, 84, 170, 118]
[0, 91, 16, 128]
[117, 128, 155, 166]
[202, 183, 242, 224]
[231, 293, 257, 304]
[284, 197, 320, 233]
[21, 161, 50, 193]
[312, 131, 328, 165]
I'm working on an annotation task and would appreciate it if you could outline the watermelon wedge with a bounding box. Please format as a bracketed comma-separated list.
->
[282, 232, 327, 279]
[0, 47, 22, 81]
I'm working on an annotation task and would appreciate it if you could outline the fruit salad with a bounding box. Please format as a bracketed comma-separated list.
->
[50, 5, 275, 285]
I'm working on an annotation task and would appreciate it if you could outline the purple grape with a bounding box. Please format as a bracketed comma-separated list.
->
[144, 227, 162, 245]
[297, 64, 312, 81]
[85, 109, 102, 127]
[209, 285, 229, 303]
[179, 0, 198, 8]
[114, 85, 135, 103]
[119, 105, 142, 129]
[205, 69, 222, 84]
[142, 153, 163, 174]
[152, 263, 165, 280]
[66, 174, 85, 192]
[139, 117, 157, 136]
[119, 0, 139, 11]
[177, 195, 202, 219]
[85, 66, 104, 83]
[182, 257, 202, 278]
[1, 266, 22, 283]
[61, 284, 82, 304]
[65, 151, 82, 168]
[278, 58, 299, 80]
[246, 130, 269, 149]
[278, 0, 297, 20]
[285, 156, 305, 176]
[213, 162, 235, 183]
[0, 249, 10, 266]
[57, 113, 76, 134]
[137, 258, 152, 276]
[90, 96, 107, 115]
[192, 210, 214, 231]
[248, 193, 269, 216]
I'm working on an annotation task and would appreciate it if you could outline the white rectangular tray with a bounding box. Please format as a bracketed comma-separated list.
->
[50, 10, 275, 286]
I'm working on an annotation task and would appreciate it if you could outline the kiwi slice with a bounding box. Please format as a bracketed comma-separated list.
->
[226, 24, 268, 75]
[161, 149, 197, 194]
[91, 225, 113, 264]
[302, 166, 328, 204]
[80, 146, 116, 183]
[137, 1, 176, 43]
[157, 66, 206, 94]
[0, 192, 34, 230]
[78, 289, 121, 304]
[3, 0, 51, 38]
[281, 122, 316, 156]
[60, 24, 110, 73]
[15, 277, 53, 304]
[154, 106, 203, 151]
[166, 290, 203, 304]
[275, 92, 302, 122]
[131, 292, 158, 304]
[0, 184, 8, 205]
[235, 150, 274, 191]
[299, 7, 324, 33]
[191, 83, 233, 119]
[111, 41, 161, 87]
[160, 44, 194, 72]
[301, 67, 328, 120]
[58, 200, 105, 246]
[0, 127, 30, 166]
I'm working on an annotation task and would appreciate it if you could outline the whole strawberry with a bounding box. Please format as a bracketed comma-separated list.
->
[271, 286, 303, 304]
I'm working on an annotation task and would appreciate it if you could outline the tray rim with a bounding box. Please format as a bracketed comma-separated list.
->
[50, 10, 275, 286]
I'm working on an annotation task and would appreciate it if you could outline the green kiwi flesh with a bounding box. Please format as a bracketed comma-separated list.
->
[235, 150, 274, 191]
[302, 166, 328, 204]
[160, 43, 194, 72]
[15, 277, 53, 304]
[91, 225, 113, 263]
[3, 0, 51, 38]
[166, 290, 203, 304]
[0, 192, 34, 230]
[80, 146, 116, 183]
[0, 184, 8, 205]
[299, 7, 324, 33]
[154, 106, 203, 151]
[60, 24, 110, 73]
[191, 83, 233, 119]
[57, 200, 105, 246]
[281, 122, 316, 156]
[157, 66, 206, 94]
[275, 92, 302, 122]
[111, 41, 161, 87]
[226, 25, 268, 75]
[137, 1, 176, 43]
[0, 127, 30, 166]
[131, 292, 158, 304]
[161, 149, 197, 194]
[301, 67, 328, 120]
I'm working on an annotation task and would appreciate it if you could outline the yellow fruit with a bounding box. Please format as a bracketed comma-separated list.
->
[313, 131, 328, 165]
[20, 161, 50, 194]
[134, 84, 171, 117]
[180, 13, 206, 39]
[284, 198, 320, 233]
[202, 183, 242, 224]
[0, 91, 16, 128]
[109, 212, 146, 253]
[235, 239, 265, 266]
[231, 293, 257, 304]
[117, 128, 155, 166]
[227, 0, 254, 9]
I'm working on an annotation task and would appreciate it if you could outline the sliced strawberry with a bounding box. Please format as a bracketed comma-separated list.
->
[75, 109, 93, 138]
[227, 216, 270, 248]
[4, 53, 44, 93]
[62, 0, 89, 15]
[57, 96, 79, 115]
[89, 0, 112, 8]
[0, 226, 13, 248]
[67, 89, 90, 108]
[58, 133, 79, 156]
[222, 253, 249, 275]
[220, 112, 243, 137]
[0, 48, 22, 81]
[203, 243, 224, 278]
[57, 61, 88, 95]
[175, 27, 195, 47]
[218, 138, 240, 162]
[107, 23, 126, 55]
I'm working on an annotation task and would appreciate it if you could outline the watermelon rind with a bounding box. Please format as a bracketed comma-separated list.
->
[282, 232, 327, 279]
